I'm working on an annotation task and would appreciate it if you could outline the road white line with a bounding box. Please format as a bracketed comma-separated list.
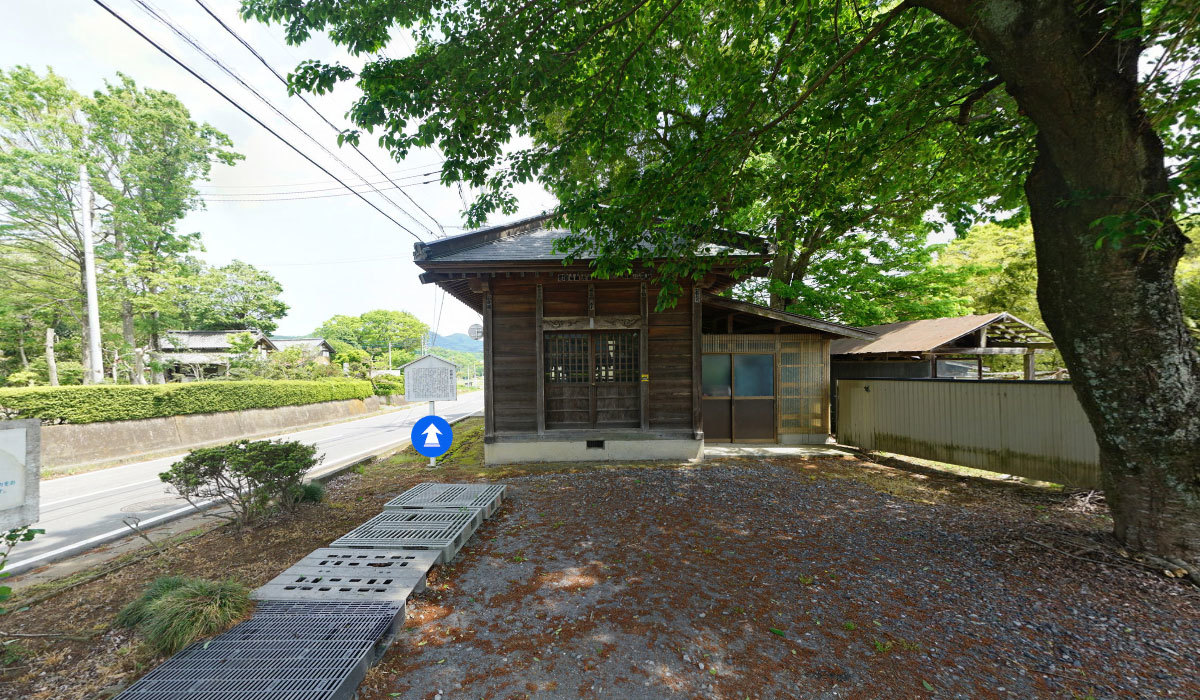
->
[7, 500, 213, 573]
[8, 404, 481, 576]
[42, 477, 166, 507]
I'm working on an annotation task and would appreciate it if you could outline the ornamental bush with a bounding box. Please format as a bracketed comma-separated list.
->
[159, 439, 322, 528]
[372, 374, 404, 396]
[0, 379, 371, 424]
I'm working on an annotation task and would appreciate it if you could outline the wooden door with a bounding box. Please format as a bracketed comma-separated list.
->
[545, 331, 640, 429]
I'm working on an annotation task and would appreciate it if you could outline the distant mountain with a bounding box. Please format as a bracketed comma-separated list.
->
[429, 332, 483, 355]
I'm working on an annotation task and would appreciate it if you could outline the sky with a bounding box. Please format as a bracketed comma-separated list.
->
[0, 0, 557, 337]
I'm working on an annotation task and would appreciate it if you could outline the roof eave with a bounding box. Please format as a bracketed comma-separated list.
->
[701, 293, 875, 339]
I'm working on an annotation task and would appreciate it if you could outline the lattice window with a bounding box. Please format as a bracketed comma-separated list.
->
[545, 333, 589, 383]
[595, 332, 638, 383]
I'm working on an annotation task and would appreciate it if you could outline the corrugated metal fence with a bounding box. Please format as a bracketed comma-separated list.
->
[837, 378, 1101, 487]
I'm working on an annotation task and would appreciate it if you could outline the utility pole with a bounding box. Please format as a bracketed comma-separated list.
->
[388, 339, 393, 369]
[80, 143, 103, 385]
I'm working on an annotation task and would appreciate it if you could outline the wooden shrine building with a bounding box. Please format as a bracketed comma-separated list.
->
[414, 215, 872, 463]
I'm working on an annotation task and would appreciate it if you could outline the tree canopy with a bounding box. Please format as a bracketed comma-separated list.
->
[0, 66, 286, 383]
[245, 0, 1200, 564]
[313, 309, 428, 369]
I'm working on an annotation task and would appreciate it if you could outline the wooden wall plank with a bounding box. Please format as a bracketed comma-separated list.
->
[482, 284, 495, 439]
[691, 286, 702, 438]
[536, 284, 545, 435]
[640, 282, 649, 430]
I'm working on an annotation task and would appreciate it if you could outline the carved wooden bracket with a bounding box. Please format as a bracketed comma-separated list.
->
[543, 315, 641, 331]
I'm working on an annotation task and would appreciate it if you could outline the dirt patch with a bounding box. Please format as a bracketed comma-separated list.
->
[358, 459, 1199, 700]
[4, 425, 1196, 699]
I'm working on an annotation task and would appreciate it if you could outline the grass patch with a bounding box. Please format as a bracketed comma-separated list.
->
[114, 576, 189, 629]
[139, 578, 251, 655]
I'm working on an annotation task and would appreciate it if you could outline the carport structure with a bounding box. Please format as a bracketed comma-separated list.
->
[831, 312, 1055, 380]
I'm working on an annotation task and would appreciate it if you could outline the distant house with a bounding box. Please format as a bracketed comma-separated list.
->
[160, 330, 277, 380]
[269, 337, 336, 364]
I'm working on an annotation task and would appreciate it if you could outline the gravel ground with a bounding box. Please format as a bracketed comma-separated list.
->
[358, 462, 1200, 700]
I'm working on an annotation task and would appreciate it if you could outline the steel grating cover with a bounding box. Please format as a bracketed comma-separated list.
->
[330, 508, 478, 563]
[115, 639, 375, 700]
[383, 483, 507, 522]
[229, 614, 395, 643]
[252, 548, 438, 604]
[253, 601, 403, 618]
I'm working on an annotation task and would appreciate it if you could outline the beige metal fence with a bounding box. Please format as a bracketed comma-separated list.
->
[837, 379, 1101, 487]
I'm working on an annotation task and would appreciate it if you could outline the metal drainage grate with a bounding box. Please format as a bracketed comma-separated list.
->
[251, 601, 406, 646]
[252, 548, 437, 605]
[383, 483, 507, 522]
[254, 601, 404, 618]
[330, 509, 478, 563]
[229, 613, 395, 643]
[115, 639, 375, 700]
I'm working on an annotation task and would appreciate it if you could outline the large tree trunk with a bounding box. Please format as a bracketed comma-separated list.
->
[80, 316, 93, 384]
[921, 0, 1200, 563]
[114, 227, 138, 352]
[17, 331, 28, 370]
[44, 327, 59, 386]
[149, 311, 166, 384]
[132, 347, 147, 385]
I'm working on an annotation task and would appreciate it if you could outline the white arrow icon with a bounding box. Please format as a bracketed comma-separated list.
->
[422, 423, 442, 449]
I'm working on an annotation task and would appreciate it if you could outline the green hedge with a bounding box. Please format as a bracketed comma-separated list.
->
[0, 379, 373, 424]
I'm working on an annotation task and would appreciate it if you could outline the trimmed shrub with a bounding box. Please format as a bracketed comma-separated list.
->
[115, 576, 189, 629]
[140, 579, 251, 655]
[159, 439, 323, 527]
[0, 379, 371, 424]
[372, 374, 404, 396]
[298, 481, 325, 503]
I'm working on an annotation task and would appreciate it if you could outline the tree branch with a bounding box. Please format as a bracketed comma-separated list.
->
[954, 76, 1003, 125]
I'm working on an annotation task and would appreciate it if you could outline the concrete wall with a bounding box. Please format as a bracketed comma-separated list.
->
[837, 378, 1100, 487]
[42, 396, 381, 470]
[485, 438, 703, 465]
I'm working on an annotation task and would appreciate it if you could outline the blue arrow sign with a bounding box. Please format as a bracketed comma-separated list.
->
[411, 415, 453, 458]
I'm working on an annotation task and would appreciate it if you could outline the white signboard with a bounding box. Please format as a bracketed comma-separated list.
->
[0, 420, 40, 530]
[402, 354, 459, 403]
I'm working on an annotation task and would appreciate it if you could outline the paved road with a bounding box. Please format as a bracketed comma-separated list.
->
[8, 392, 485, 576]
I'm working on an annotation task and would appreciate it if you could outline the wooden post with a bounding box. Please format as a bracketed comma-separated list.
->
[928, 353, 938, 378]
[1024, 349, 1036, 380]
[639, 282, 649, 430]
[691, 286, 703, 440]
[482, 281, 496, 440]
[774, 333, 782, 442]
[535, 284, 545, 435]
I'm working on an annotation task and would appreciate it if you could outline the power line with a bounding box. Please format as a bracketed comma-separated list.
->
[193, 0, 446, 236]
[199, 178, 441, 202]
[198, 163, 444, 190]
[89, 0, 425, 240]
[131, 0, 432, 238]
[199, 171, 440, 196]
